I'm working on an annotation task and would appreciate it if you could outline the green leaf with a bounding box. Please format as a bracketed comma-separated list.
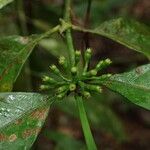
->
[0, 0, 13, 9]
[73, 18, 150, 58]
[94, 18, 150, 57]
[100, 64, 150, 110]
[0, 36, 38, 91]
[0, 92, 53, 150]
[0, 25, 60, 92]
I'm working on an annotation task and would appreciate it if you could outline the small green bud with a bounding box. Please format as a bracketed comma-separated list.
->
[59, 56, 67, 69]
[86, 48, 92, 54]
[69, 83, 76, 91]
[105, 58, 112, 65]
[95, 86, 102, 93]
[83, 69, 97, 77]
[50, 64, 59, 74]
[57, 91, 66, 99]
[42, 76, 56, 84]
[96, 60, 103, 69]
[40, 85, 50, 90]
[96, 58, 112, 71]
[42, 76, 50, 82]
[59, 56, 65, 65]
[50, 64, 57, 70]
[83, 91, 91, 99]
[75, 50, 81, 64]
[57, 85, 68, 93]
[89, 69, 97, 76]
[57, 94, 63, 99]
[85, 48, 92, 60]
[86, 85, 102, 93]
[75, 50, 81, 57]
[71, 67, 77, 74]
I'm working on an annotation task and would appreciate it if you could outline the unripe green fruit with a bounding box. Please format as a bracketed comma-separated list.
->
[105, 58, 112, 65]
[42, 76, 50, 82]
[69, 84, 76, 91]
[50, 64, 59, 74]
[71, 67, 77, 74]
[75, 50, 81, 57]
[83, 91, 91, 98]
[57, 85, 68, 93]
[59, 56, 65, 65]
[95, 86, 102, 93]
[75, 50, 81, 64]
[96, 58, 112, 71]
[83, 69, 97, 77]
[57, 91, 66, 99]
[40, 85, 50, 90]
[86, 48, 92, 54]
[86, 85, 102, 93]
[85, 48, 92, 61]
[90, 69, 97, 76]
[42, 76, 56, 84]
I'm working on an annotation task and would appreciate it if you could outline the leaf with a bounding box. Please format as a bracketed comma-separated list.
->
[0, 26, 60, 92]
[0, 36, 38, 91]
[0, 92, 53, 150]
[73, 18, 150, 58]
[100, 64, 150, 110]
[0, 0, 13, 9]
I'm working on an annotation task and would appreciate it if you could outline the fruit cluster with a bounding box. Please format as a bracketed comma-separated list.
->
[40, 48, 112, 99]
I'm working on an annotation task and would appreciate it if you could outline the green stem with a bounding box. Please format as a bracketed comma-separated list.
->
[75, 96, 97, 150]
[16, 0, 28, 35]
[64, 0, 75, 67]
[15, 0, 33, 91]
[39, 25, 61, 40]
[84, 60, 89, 73]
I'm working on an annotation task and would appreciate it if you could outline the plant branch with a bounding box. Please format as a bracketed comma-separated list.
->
[40, 25, 61, 40]
[15, 0, 33, 91]
[84, 0, 92, 27]
[64, 0, 75, 67]
[76, 96, 97, 150]
[83, 0, 92, 49]
[16, 0, 28, 35]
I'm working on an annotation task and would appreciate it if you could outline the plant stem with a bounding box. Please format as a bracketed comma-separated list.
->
[83, 0, 92, 49]
[64, 0, 75, 67]
[40, 25, 61, 40]
[15, 0, 33, 91]
[76, 96, 97, 150]
[16, 0, 28, 35]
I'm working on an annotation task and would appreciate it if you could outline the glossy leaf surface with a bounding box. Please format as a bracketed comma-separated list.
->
[0, 36, 38, 91]
[100, 64, 150, 110]
[0, 92, 53, 150]
[0, 25, 60, 92]
[74, 18, 150, 58]
[94, 18, 150, 57]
